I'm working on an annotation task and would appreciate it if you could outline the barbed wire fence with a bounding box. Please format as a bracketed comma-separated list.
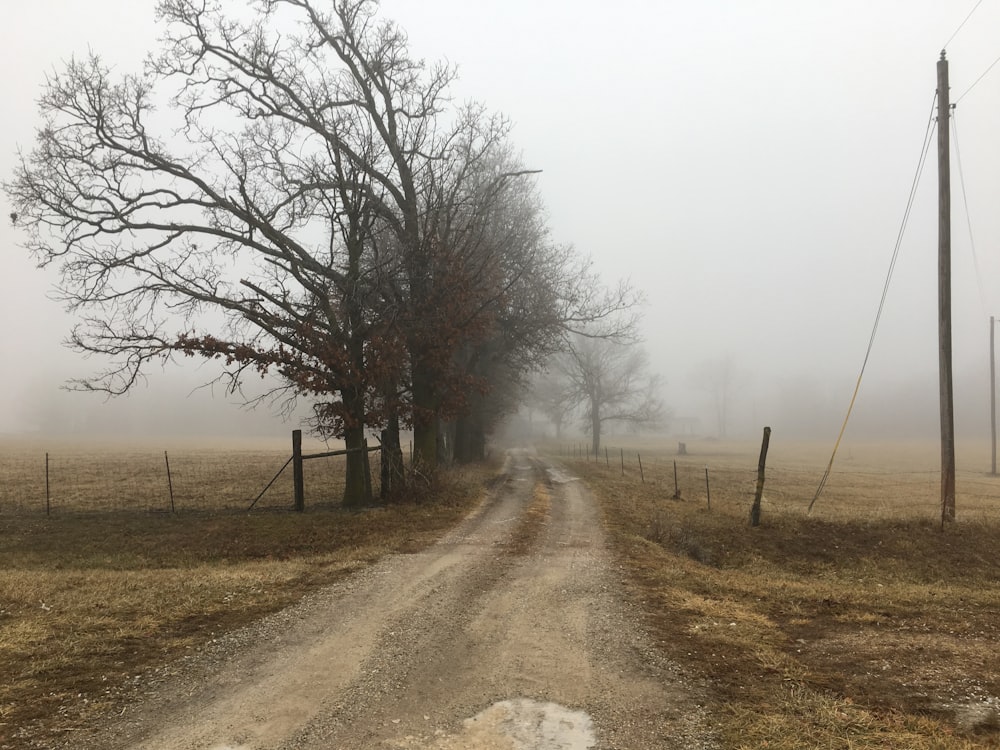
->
[546, 441, 1000, 522]
[0, 438, 383, 515]
[4, 436, 997, 520]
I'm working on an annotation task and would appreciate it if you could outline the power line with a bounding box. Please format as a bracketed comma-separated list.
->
[943, 0, 986, 50]
[808, 94, 939, 515]
[951, 112, 989, 317]
[943, 0, 1000, 105]
[956, 51, 1000, 103]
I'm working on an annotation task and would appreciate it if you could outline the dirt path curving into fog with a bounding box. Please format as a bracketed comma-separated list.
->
[90, 449, 716, 750]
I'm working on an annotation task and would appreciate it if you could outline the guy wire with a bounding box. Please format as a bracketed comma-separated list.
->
[808, 93, 939, 514]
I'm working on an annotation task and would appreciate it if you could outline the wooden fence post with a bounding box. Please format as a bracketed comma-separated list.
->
[672, 460, 681, 499]
[620, 447, 625, 476]
[749, 426, 772, 527]
[605, 447, 609, 467]
[705, 466, 711, 509]
[292, 429, 305, 512]
[638, 454, 644, 483]
[164, 450, 175, 513]
[45, 452, 50, 517]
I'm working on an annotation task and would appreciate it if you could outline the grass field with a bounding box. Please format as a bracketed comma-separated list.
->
[0, 438, 493, 747]
[554, 436, 1000, 748]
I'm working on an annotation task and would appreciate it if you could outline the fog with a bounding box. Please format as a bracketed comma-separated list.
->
[3, 1, 1000, 443]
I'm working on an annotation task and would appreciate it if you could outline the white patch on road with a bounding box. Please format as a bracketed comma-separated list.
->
[387, 699, 596, 749]
[465, 699, 596, 749]
[546, 467, 579, 485]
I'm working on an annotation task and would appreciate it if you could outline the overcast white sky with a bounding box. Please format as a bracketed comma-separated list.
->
[3, 0, 1000, 441]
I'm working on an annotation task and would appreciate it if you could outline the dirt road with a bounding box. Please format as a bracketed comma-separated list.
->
[97, 450, 715, 749]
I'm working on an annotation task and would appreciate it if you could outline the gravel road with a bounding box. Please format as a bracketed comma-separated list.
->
[86, 450, 717, 749]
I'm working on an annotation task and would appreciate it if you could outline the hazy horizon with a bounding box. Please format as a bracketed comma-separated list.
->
[3, 1, 1000, 449]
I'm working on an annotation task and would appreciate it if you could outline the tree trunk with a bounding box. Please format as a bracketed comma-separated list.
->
[380, 412, 405, 499]
[412, 423, 437, 472]
[411, 365, 438, 471]
[590, 396, 601, 455]
[454, 409, 487, 464]
[454, 415, 472, 464]
[342, 421, 372, 507]
[340, 380, 372, 507]
[437, 418, 455, 466]
[342, 223, 372, 507]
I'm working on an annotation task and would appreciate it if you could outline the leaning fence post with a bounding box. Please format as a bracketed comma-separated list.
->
[637, 454, 644, 483]
[292, 429, 305, 512]
[45, 452, 50, 516]
[248, 456, 293, 512]
[620, 447, 625, 476]
[705, 466, 711, 510]
[164, 450, 175, 513]
[749, 426, 772, 527]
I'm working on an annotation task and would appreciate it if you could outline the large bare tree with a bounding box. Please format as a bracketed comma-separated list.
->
[5, 0, 550, 502]
[8, 0, 643, 502]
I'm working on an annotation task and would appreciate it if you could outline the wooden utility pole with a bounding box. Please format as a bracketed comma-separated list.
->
[937, 51, 956, 522]
[992, 316, 997, 475]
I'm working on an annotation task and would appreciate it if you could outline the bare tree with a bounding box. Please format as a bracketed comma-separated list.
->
[5, 0, 560, 501]
[7, 0, 644, 501]
[529, 369, 579, 440]
[6, 1, 432, 505]
[385, 134, 640, 464]
[689, 355, 743, 438]
[553, 333, 665, 454]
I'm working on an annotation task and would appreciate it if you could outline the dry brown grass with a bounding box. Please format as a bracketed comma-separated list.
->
[553, 438, 1000, 748]
[0, 444, 494, 747]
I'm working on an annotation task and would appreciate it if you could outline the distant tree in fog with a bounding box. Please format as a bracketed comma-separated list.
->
[529, 369, 579, 440]
[551, 333, 664, 454]
[689, 355, 743, 438]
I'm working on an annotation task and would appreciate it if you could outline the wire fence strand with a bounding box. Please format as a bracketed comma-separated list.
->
[0, 442, 382, 514]
[548, 442, 1000, 522]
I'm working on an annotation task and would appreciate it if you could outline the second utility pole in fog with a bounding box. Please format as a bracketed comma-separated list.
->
[992, 316, 997, 475]
[937, 50, 956, 522]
